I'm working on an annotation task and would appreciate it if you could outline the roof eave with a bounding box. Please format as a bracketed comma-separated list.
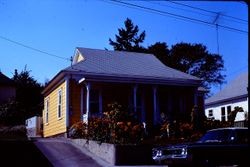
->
[205, 94, 248, 107]
[64, 70, 201, 86]
[42, 71, 66, 95]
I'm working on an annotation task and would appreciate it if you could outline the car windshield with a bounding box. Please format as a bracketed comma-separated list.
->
[198, 129, 231, 143]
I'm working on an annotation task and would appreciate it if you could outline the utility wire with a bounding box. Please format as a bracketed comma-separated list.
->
[104, 0, 212, 27]
[110, 0, 248, 34]
[0, 35, 70, 61]
[147, 1, 215, 18]
[155, 0, 248, 25]
[168, 0, 248, 23]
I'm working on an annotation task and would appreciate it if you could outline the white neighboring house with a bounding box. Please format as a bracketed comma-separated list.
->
[26, 116, 42, 138]
[205, 72, 248, 126]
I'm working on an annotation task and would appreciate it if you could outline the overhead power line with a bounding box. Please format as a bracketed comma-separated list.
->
[110, 0, 248, 34]
[168, 0, 248, 23]
[0, 35, 70, 61]
[148, 1, 216, 19]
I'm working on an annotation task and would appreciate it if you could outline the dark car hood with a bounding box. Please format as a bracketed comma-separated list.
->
[154, 142, 191, 150]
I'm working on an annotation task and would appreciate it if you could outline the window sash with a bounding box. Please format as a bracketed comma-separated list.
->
[58, 89, 62, 118]
[208, 110, 213, 117]
[221, 107, 226, 121]
[227, 106, 231, 121]
[45, 99, 49, 123]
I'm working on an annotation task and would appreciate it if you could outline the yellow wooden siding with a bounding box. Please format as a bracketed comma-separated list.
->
[43, 81, 67, 137]
[69, 80, 81, 126]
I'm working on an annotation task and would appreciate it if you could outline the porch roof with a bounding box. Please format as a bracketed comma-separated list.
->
[64, 47, 201, 85]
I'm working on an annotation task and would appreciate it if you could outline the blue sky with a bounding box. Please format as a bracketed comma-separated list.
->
[0, 0, 248, 95]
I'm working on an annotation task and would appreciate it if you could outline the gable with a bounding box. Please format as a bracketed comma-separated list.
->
[72, 49, 85, 64]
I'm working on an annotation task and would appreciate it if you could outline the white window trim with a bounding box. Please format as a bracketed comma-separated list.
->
[58, 88, 63, 119]
[45, 97, 49, 125]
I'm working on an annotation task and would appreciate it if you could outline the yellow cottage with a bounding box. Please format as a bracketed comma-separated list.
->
[42, 47, 205, 137]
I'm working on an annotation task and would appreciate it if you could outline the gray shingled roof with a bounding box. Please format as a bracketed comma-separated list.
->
[63, 47, 201, 85]
[205, 72, 248, 105]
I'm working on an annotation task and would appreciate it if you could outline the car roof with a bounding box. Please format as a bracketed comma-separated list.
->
[208, 127, 248, 132]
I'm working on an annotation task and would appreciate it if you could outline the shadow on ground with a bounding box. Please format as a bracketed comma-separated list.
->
[0, 139, 53, 167]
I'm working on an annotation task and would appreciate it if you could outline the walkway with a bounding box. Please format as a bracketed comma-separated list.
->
[34, 137, 167, 167]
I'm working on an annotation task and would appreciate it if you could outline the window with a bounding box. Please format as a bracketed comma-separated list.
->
[135, 90, 143, 120]
[227, 106, 231, 121]
[208, 110, 213, 117]
[58, 89, 62, 118]
[90, 89, 99, 115]
[45, 98, 49, 123]
[221, 107, 226, 121]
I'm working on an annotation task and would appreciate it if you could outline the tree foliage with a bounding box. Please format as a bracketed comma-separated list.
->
[164, 43, 225, 89]
[13, 67, 44, 119]
[0, 67, 43, 125]
[109, 18, 225, 91]
[109, 18, 146, 52]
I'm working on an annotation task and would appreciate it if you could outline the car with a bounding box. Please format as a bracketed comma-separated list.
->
[152, 127, 249, 167]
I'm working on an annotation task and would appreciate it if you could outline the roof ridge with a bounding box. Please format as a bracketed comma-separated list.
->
[76, 47, 153, 56]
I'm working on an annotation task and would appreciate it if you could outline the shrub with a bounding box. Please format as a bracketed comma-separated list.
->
[203, 118, 231, 132]
[0, 125, 27, 139]
[68, 121, 87, 139]
[88, 117, 111, 143]
[69, 102, 145, 144]
[0, 100, 25, 126]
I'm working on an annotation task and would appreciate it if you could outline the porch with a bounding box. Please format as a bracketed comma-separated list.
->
[68, 79, 199, 129]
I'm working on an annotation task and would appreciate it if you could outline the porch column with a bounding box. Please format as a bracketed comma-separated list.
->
[194, 89, 198, 107]
[84, 83, 91, 123]
[80, 87, 84, 121]
[153, 86, 159, 125]
[99, 89, 103, 115]
[141, 91, 146, 123]
[133, 85, 138, 112]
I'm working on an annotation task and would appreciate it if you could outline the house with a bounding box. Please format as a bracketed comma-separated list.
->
[0, 72, 16, 104]
[205, 72, 248, 127]
[42, 47, 204, 137]
[26, 116, 43, 138]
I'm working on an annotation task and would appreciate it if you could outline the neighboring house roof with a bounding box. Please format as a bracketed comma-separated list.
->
[205, 72, 248, 106]
[0, 72, 15, 86]
[43, 47, 202, 94]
